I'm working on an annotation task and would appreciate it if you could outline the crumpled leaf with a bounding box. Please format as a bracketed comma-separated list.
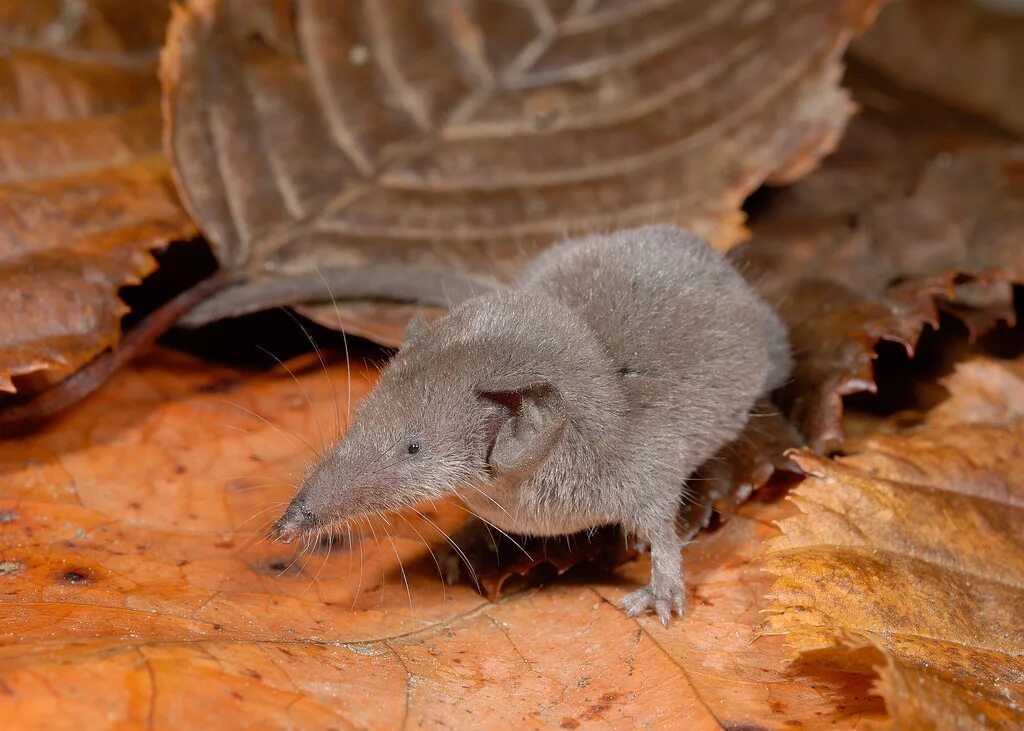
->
[732, 69, 1024, 451]
[0, 348, 885, 729]
[0, 0, 197, 396]
[853, 0, 1024, 136]
[763, 355, 1024, 729]
[163, 0, 884, 342]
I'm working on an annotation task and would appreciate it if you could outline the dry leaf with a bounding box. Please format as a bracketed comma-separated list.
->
[0, 348, 884, 729]
[732, 68, 1024, 451]
[0, 0, 197, 396]
[764, 355, 1024, 729]
[163, 0, 883, 341]
[854, 0, 1024, 135]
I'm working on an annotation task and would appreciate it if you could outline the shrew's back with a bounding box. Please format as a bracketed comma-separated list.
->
[519, 226, 790, 452]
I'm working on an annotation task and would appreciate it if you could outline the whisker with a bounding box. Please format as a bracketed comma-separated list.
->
[379, 512, 413, 609]
[458, 483, 517, 524]
[278, 306, 341, 453]
[230, 502, 289, 535]
[205, 482, 290, 500]
[396, 511, 446, 600]
[279, 536, 308, 578]
[410, 505, 480, 592]
[345, 519, 356, 585]
[214, 472, 298, 485]
[347, 432, 408, 483]
[444, 499, 532, 561]
[300, 525, 332, 598]
[314, 265, 354, 436]
[221, 399, 322, 459]
[217, 424, 319, 482]
[353, 517, 366, 609]
[364, 514, 386, 603]
[257, 344, 327, 454]
[358, 452, 415, 483]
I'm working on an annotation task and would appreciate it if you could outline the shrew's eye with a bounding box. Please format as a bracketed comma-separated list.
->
[407, 442, 421, 455]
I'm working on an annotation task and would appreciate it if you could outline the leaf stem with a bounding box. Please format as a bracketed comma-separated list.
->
[0, 268, 230, 436]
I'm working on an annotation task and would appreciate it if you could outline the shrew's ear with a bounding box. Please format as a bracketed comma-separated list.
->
[403, 315, 428, 343]
[477, 379, 565, 475]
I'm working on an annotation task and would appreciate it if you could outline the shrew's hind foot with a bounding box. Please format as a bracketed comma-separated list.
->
[617, 581, 686, 626]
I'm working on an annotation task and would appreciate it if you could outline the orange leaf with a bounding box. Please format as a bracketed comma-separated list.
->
[0, 349, 883, 728]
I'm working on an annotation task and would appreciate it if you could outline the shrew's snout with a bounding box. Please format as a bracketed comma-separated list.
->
[271, 497, 315, 544]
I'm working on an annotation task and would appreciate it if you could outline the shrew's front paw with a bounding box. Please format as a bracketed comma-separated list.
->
[437, 517, 500, 587]
[617, 582, 686, 626]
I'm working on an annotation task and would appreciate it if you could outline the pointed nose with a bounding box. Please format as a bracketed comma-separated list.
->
[271, 498, 315, 543]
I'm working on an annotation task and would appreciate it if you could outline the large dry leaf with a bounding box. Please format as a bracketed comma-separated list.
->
[854, 0, 1024, 136]
[0, 348, 885, 729]
[732, 68, 1024, 452]
[0, 0, 197, 396]
[163, 0, 884, 341]
[764, 355, 1024, 729]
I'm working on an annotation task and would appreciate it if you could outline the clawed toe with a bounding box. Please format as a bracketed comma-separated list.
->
[440, 553, 461, 585]
[617, 585, 686, 625]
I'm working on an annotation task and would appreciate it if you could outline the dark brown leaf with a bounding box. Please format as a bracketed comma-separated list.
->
[691, 397, 804, 522]
[163, 0, 884, 339]
[733, 69, 1024, 451]
[0, 0, 197, 396]
[472, 524, 638, 602]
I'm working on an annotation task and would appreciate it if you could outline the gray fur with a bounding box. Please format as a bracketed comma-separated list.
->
[273, 225, 792, 624]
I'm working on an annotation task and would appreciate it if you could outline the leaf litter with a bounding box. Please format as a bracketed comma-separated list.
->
[0, 0, 885, 429]
[731, 63, 1024, 452]
[853, 0, 1024, 136]
[1, 1, 1024, 727]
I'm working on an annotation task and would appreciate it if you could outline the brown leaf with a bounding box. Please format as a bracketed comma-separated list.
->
[0, 348, 885, 728]
[0, 0, 197, 396]
[853, 0, 1024, 136]
[733, 68, 1024, 451]
[163, 0, 883, 338]
[763, 355, 1024, 728]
